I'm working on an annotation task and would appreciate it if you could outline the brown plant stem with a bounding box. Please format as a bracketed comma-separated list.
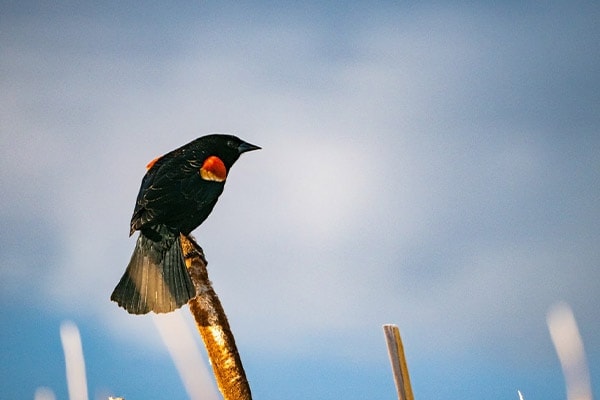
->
[181, 234, 252, 400]
[383, 324, 414, 400]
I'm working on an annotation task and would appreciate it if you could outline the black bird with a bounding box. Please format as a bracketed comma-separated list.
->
[111, 134, 260, 314]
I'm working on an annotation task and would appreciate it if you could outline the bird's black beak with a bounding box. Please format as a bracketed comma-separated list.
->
[238, 141, 261, 154]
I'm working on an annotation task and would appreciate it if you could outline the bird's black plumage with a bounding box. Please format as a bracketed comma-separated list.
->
[111, 134, 260, 314]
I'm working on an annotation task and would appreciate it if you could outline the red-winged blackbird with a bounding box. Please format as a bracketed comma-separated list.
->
[111, 134, 260, 314]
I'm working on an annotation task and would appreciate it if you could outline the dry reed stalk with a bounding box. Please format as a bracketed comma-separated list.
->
[181, 234, 252, 400]
[383, 324, 414, 400]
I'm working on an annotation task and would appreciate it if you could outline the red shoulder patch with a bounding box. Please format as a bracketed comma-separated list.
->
[146, 155, 162, 171]
[199, 156, 227, 182]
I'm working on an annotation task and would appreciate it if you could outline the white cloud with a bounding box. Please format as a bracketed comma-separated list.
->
[2, 2, 599, 373]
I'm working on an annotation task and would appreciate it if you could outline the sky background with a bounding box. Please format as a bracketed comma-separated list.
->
[1, 1, 599, 399]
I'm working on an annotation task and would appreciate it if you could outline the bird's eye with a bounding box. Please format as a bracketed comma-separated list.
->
[227, 140, 237, 149]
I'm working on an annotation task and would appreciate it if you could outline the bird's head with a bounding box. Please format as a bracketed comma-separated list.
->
[190, 134, 261, 182]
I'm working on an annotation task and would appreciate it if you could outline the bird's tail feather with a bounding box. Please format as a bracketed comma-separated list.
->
[111, 229, 196, 314]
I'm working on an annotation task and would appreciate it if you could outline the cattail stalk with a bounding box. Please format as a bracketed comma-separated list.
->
[383, 324, 414, 400]
[181, 234, 252, 400]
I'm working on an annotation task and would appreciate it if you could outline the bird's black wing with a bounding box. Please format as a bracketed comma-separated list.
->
[130, 154, 225, 235]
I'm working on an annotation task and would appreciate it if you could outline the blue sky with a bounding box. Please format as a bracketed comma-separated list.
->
[1, 1, 599, 399]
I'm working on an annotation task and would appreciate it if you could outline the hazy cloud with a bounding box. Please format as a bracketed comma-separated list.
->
[1, 1, 598, 398]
